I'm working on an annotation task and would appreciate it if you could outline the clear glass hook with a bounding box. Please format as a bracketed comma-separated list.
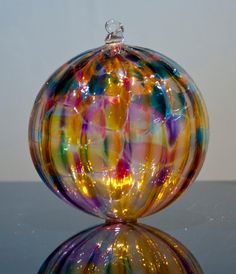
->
[105, 19, 124, 44]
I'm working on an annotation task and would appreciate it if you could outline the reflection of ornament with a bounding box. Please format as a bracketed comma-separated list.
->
[29, 19, 208, 222]
[38, 223, 203, 274]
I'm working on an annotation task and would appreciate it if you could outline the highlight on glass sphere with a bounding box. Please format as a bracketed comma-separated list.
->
[29, 19, 209, 222]
[38, 223, 203, 274]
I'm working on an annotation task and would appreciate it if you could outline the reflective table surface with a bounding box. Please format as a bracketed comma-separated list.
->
[0, 181, 235, 274]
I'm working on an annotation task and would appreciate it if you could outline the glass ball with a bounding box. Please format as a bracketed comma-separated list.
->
[39, 223, 203, 273]
[29, 23, 208, 222]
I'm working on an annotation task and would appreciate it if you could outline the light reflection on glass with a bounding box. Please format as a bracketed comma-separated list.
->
[38, 223, 203, 274]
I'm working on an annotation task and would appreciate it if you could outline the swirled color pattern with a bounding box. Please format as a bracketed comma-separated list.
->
[29, 43, 208, 221]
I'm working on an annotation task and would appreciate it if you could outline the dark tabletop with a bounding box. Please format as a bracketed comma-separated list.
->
[0, 181, 235, 274]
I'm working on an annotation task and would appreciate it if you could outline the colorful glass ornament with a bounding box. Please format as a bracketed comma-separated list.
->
[39, 223, 203, 274]
[29, 20, 208, 222]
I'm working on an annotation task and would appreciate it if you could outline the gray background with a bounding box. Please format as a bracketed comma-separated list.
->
[0, 0, 236, 181]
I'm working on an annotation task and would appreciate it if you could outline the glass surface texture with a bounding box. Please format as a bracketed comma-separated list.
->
[39, 223, 202, 274]
[29, 43, 208, 221]
[1, 181, 235, 274]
